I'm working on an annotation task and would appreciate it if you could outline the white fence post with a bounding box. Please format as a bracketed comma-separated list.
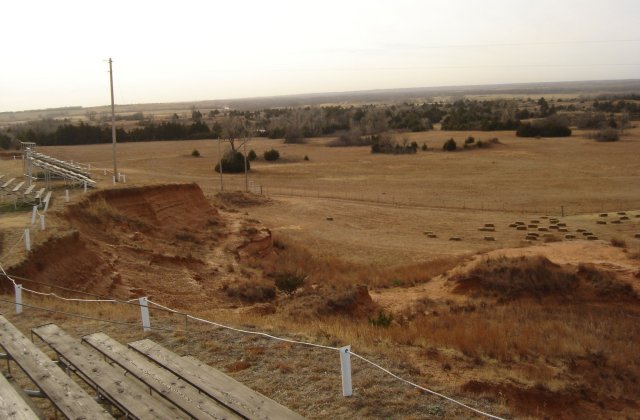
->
[112, 176, 116, 185]
[65, 189, 69, 203]
[83, 181, 87, 193]
[31, 205, 37, 225]
[15, 284, 23, 314]
[122, 174, 126, 183]
[339, 345, 353, 397]
[43, 196, 50, 212]
[39, 214, 45, 231]
[104, 168, 107, 176]
[139, 297, 151, 332]
[24, 229, 31, 251]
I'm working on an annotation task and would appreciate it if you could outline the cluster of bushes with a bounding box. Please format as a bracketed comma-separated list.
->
[0, 133, 11, 150]
[516, 116, 572, 138]
[440, 99, 521, 131]
[214, 150, 248, 173]
[592, 128, 620, 142]
[263, 148, 280, 161]
[442, 136, 499, 151]
[370, 134, 418, 154]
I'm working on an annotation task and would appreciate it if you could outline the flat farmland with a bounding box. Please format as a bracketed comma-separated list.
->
[28, 127, 640, 265]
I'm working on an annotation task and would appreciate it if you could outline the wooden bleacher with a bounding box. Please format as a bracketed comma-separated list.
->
[0, 315, 112, 419]
[129, 339, 304, 420]
[83, 332, 241, 420]
[0, 372, 39, 420]
[32, 324, 186, 420]
[0, 315, 304, 420]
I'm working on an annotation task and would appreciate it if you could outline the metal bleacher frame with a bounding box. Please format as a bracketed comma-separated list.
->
[20, 141, 96, 192]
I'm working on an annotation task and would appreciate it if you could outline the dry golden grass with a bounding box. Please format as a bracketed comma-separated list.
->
[2, 117, 640, 418]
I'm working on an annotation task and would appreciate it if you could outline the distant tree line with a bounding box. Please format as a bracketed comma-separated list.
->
[3, 95, 637, 147]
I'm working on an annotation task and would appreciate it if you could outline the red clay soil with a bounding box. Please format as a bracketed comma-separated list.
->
[7, 184, 272, 310]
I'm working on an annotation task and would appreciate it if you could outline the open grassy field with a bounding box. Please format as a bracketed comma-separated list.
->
[13, 126, 637, 265]
[1, 123, 640, 418]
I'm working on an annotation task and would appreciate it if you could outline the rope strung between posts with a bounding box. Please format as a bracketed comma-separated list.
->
[0, 231, 26, 265]
[349, 351, 506, 420]
[0, 266, 505, 419]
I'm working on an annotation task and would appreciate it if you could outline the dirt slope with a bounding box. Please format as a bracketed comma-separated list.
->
[8, 184, 272, 310]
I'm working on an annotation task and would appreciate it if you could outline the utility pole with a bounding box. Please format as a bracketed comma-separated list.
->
[243, 140, 248, 192]
[217, 137, 223, 191]
[108, 58, 118, 182]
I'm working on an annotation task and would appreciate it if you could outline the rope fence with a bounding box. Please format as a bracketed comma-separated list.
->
[0, 267, 505, 419]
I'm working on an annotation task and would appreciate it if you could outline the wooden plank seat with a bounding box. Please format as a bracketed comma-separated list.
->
[33, 188, 45, 200]
[23, 185, 35, 196]
[0, 315, 112, 419]
[129, 339, 304, 420]
[83, 332, 240, 420]
[11, 181, 25, 193]
[1, 178, 15, 189]
[32, 323, 187, 420]
[0, 371, 39, 420]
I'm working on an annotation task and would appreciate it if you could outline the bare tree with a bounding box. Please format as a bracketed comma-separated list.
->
[220, 116, 248, 151]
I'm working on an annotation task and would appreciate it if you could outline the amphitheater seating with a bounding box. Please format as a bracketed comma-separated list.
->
[0, 315, 303, 419]
[28, 151, 95, 188]
[128, 339, 304, 420]
[0, 372, 39, 419]
[32, 324, 186, 420]
[0, 316, 112, 419]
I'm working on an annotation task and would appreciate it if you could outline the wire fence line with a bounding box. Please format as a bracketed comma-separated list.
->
[0, 268, 505, 419]
[217, 178, 635, 217]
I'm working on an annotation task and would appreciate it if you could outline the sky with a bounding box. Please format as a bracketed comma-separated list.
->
[1, 0, 639, 112]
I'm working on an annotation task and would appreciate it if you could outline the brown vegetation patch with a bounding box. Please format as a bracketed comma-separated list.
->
[452, 255, 576, 299]
[461, 380, 638, 419]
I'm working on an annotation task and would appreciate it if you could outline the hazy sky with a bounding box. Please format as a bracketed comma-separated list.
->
[1, 0, 639, 112]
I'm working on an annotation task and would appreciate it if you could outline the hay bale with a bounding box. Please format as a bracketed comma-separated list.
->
[611, 220, 621, 224]
[537, 227, 549, 232]
[509, 223, 518, 228]
[483, 236, 496, 241]
[485, 227, 495, 232]
[577, 228, 586, 233]
[516, 226, 527, 231]
[530, 220, 540, 224]
[427, 234, 437, 238]
[515, 221, 525, 225]
[582, 231, 592, 236]
[565, 234, 576, 239]
[558, 228, 569, 233]
[549, 219, 559, 224]
[449, 237, 462, 241]
[525, 235, 538, 241]
[528, 232, 539, 237]
[540, 216, 549, 219]
[597, 220, 607, 225]
[634, 233, 640, 239]
[528, 224, 538, 229]
[484, 223, 495, 228]
[587, 235, 598, 240]
[557, 223, 567, 227]
[620, 216, 630, 220]
[617, 211, 626, 215]
[599, 213, 608, 217]
[326, 216, 334, 221]
[549, 225, 559, 230]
